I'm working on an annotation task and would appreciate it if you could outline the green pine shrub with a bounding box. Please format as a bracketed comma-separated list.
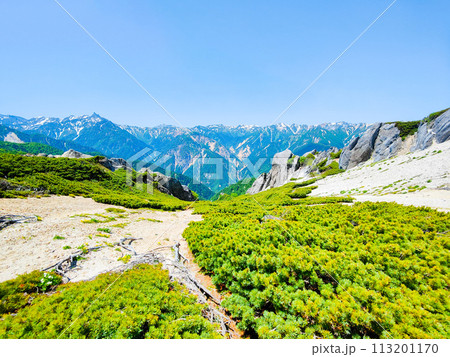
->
[185, 184, 450, 339]
[0, 265, 220, 339]
[0, 271, 61, 314]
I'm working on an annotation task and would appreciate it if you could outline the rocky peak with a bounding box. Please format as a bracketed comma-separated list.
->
[247, 147, 340, 194]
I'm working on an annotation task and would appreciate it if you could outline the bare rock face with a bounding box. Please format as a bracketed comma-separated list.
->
[61, 149, 92, 159]
[434, 110, 450, 143]
[372, 124, 402, 162]
[340, 108, 450, 169]
[247, 147, 339, 194]
[246, 149, 296, 194]
[339, 123, 382, 170]
[412, 109, 450, 151]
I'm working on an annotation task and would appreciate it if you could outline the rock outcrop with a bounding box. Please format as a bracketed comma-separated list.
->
[247, 147, 339, 194]
[411, 109, 450, 151]
[98, 157, 131, 172]
[139, 169, 196, 201]
[3, 132, 24, 144]
[339, 109, 450, 169]
[339, 123, 382, 170]
[61, 149, 92, 159]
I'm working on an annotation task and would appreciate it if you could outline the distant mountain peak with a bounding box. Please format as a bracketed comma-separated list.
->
[0, 112, 368, 193]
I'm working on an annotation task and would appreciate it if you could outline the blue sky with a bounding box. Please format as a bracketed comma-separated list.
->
[0, 0, 449, 127]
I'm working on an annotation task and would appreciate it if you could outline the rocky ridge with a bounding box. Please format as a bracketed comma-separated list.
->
[339, 109, 450, 170]
[247, 148, 339, 194]
[247, 108, 450, 195]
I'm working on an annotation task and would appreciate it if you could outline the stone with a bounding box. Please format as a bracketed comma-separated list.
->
[339, 123, 382, 170]
[61, 149, 92, 159]
[140, 169, 196, 202]
[247, 147, 340, 194]
[98, 157, 131, 172]
[433, 110, 450, 143]
[411, 109, 450, 151]
[372, 124, 402, 162]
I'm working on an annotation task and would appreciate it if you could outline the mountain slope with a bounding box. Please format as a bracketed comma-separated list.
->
[1, 113, 367, 192]
[0, 142, 63, 156]
[0, 114, 147, 159]
[0, 124, 102, 155]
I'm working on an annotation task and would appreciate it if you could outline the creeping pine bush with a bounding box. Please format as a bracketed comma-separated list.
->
[0, 271, 61, 314]
[185, 182, 450, 339]
[0, 265, 221, 339]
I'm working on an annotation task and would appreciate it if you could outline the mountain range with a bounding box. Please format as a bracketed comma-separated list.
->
[0, 113, 368, 195]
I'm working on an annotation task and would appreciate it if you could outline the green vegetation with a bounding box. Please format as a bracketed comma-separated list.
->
[105, 208, 126, 214]
[97, 227, 111, 233]
[0, 271, 61, 314]
[321, 168, 344, 178]
[0, 265, 220, 338]
[184, 183, 450, 339]
[291, 178, 317, 187]
[389, 108, 449, 140]
[317, 159, 328, 169]
[330, 150, 342, 159]
[53, 235, 65, 240]
[423, 108, 449, 123]
[118, 254, 132, 264]
[211, 178, 256, 201]
[287, 186, 317, 199]
[391, 121, 421, 140]
[298, 156, 307, 165]
[137, 218, 163, 223]
[0, 153, 188, 211]
[0, 142, 63, 156]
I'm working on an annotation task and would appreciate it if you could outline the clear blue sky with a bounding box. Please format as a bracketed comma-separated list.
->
[0, 0, 449, 127]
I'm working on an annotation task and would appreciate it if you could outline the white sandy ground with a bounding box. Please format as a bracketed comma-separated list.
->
[0, 196, 201, 282]
[311, 140, 450, 212]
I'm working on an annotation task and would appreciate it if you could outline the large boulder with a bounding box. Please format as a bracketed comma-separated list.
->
[61, 149, 92, 159]
[411, 122, 435, 152]
[339, 108, 450, 168]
